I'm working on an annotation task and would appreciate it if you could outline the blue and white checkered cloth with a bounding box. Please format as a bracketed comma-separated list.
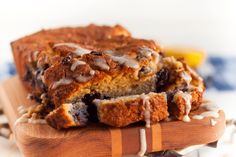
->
[0, 55, 235, 91]
[198, 56, 236, 91]
[0, 62, 16, 80]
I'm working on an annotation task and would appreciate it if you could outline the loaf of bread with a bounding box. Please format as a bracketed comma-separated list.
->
[11, 24, 204, 129]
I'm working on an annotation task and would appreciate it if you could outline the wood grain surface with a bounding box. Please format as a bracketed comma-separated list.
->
[0, 76, 226, 157]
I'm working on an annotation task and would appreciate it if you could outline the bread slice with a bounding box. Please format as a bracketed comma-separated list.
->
[11, 24, 204, 129]
[46, 102, 88, 129]
[95, 92, 168, 127]
[46, 92, 169, 129]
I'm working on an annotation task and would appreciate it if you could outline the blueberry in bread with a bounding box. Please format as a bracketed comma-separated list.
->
[11, 24, 204, 129]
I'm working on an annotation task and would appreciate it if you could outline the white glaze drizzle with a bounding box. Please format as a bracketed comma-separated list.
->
[14, 113, 29, 125]
[28, 113, 47, 124]
[192, 115, 204, 120]
[200, 111, 219, 118]
[140, 94, 151, 128]
[71, 59, 95, 82]
[174, 91, 192, 122]
[92, 99, 101, 107]
[137, 129, 147, 157]
[27, 93, 33, 100]
[53, 43, 162, 71]
[75, 68, 95, 83]
[192, 101, 221, 121]
[70, 60, 86, 71]
[90, 69, 95, 76]
[105, 50, 140, 69]
[139, 47, 153, 57]
[181, 71, 192, 86]
[54, 43, 91, 56]
[40, 93, 47, 99]
[15, 113, 46, 126]
[51, 78, 73, 89]
[33, 51, 39, 61]
[201, 101, 220, 112]
[152, 52, 160, 64]
[192, 112, 219, 120]
[183, 115, 191, 122]
[139, 47, 160, 64]
[210, 119, 217, 126]
[76, 75, 93, 83]
[113, 55, 140, 69]
[93, 58, 110, 71]
[27, 51, 39, 62]
[41, 75, 46, 84]
[17, 105, 27, 115]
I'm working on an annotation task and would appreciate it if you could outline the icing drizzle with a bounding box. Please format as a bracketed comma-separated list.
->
[76, 69, 95, 83]
[15, 113, 46, 126]
[54, 43, 161, 71]
[140, 94, 151, 128]
[192, 100, 220, 126]
[17, 105, 27, 115]
[54, 43, 91, 56]
[174, 91, 192, 122]
[71, 60, 86, 71]
[93, 58, 110, 71]
[15, 105, 46, 126]
[181, 71, 192, 86]
[51, 78, 73, 89]
[139, 47, 160, 64]
[137, 128, 147, 156]
[210, 119, 217, 126]
[76, 75, 93, 83]
[106, 50, 140, 69]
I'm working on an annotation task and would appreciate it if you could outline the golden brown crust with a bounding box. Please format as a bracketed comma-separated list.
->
[45, 104, 77, 129]
[45, 102, 88, 129]
[11, 24, 160, 106]
[11, 24, 205, 129]
[45, 92, 169, 129]
[155, 56, 204, 120]
[169, 88, 203, 120]
[97, 93, 168, 127]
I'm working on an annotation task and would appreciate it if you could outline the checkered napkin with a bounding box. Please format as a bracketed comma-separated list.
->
[0, 62, 16, 80]
[198, 56, 236, 91]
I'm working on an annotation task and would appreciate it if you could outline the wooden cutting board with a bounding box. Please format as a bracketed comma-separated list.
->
[0, 76, 225, 157]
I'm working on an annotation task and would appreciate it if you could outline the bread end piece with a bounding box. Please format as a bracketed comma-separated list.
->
[46, 102, 88, 129]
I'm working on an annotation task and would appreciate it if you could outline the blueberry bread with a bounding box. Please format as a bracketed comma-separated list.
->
[11, 24, 204, 129]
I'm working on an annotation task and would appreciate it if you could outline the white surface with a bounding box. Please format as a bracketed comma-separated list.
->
[0, 114, 21, 157]
[205, 91, 236, 119]
[1, 0, 236, 65]
[0, 0, 236, 156]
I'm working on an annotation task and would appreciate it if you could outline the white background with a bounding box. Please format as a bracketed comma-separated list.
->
[1, 0, 236, 64]
[0, 1, 236, 157]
